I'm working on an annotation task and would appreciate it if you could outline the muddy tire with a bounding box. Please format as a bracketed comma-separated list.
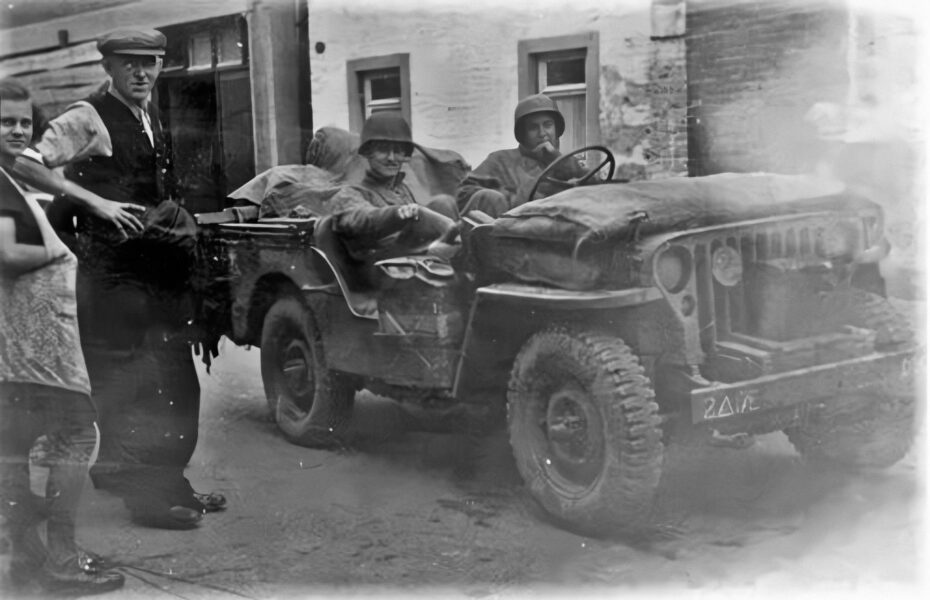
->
[785, 290, 918, 468]
[260, 296, 355, 448]
[507, 327, 664, 537]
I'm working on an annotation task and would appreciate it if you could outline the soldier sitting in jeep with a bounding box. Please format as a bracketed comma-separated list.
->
[329, 112, 459, 266]
[456, 93, 589, 217]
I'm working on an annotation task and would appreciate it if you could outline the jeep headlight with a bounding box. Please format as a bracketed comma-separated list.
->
[711, 246, 742, 287]
[655, 245, 691, 293]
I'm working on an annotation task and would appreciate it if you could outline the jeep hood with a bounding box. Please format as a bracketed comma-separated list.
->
[491, 173, 875, 245]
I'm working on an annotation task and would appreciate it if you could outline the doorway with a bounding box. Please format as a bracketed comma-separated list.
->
[156, 14, 255, 214]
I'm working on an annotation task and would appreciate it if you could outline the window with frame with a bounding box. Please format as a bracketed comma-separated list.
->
[518, 32, 599, 151]
[161, 15, 248, 73]
[347, 54, 411, 133]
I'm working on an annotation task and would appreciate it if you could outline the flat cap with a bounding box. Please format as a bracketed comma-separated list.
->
[97, 29, 166, 56]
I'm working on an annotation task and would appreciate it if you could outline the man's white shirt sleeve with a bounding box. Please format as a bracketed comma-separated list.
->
[35, 101, 113, 168]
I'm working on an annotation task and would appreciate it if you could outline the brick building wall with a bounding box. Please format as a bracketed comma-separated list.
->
[686, 0, 924, 296]
[686, 0, 850, 175]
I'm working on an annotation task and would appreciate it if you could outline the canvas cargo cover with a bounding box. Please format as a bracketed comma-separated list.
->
[227, 163, 343, 218]
[477, 173, 878, 291]
[228, 126, 470, 218]
[491, 173, 869, 245]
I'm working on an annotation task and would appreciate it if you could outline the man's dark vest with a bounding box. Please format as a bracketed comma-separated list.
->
[64, 94, 191, 349]
[66, 92, 171, 208]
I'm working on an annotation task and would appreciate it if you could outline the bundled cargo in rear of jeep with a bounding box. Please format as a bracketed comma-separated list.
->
[196, 143, 919, 537]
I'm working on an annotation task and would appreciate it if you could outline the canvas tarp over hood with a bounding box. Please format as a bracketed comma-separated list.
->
[228, 126, 470, 218]
[491, 172, 871, 246]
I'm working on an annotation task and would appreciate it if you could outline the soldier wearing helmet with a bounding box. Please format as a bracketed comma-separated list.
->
[456, 93, 585, 218]
[331, 112, 457, 263]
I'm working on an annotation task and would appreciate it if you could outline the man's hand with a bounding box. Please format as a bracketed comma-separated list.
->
[88, 199, 146, 238]
[397, 204, 420, 221]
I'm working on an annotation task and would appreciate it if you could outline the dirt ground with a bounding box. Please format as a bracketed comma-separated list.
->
[12, 326, 912, 600]
[6, 288, 925, 600]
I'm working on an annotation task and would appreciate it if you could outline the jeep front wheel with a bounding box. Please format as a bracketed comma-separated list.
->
[507, 327, 664, 537]
[260, 296, 355, 448]
[784, 290, 918, 468]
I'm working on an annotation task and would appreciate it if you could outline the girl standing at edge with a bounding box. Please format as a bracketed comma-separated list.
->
[0, 78, 125, 595]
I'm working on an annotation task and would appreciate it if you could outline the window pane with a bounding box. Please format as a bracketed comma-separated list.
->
[558, 93, 586, 151]
[163, 36, 187, 70]
[546, 57, 585, 86]
[349, 56, 409, 133]
[367, 69, 401, 100]
[216, 23, 243, 66]
[189, 32, 212, 68]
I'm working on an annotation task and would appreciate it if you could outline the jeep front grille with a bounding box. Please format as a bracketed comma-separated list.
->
[685, 215, 865, 351]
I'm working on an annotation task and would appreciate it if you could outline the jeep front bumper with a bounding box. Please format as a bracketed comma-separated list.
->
[691, 348, 916, 425]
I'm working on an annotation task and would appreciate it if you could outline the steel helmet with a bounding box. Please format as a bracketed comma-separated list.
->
[358, 112, 414, 156]
[513, 93, 565, 143]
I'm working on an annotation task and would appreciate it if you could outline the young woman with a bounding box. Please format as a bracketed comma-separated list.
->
[0, 78, 125, 595]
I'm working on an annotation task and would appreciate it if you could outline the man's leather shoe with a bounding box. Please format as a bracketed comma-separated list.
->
[132, 505, 203, 530]
[193, 491, 227, 513]
[77, 547, 107, 574]
[38, 564, 125, 595]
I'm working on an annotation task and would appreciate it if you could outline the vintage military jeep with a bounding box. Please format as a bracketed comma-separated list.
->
[197, 147, 919, 536]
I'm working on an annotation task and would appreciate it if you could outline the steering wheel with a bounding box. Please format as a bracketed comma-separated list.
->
[527, 145, 616, 202]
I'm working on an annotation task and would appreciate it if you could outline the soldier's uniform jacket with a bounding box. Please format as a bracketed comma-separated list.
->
[331, 169, 416, 248]
[457, 145, 586, 209]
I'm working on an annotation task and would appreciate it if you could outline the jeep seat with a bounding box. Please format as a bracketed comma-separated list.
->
[310, 216, 379, 319]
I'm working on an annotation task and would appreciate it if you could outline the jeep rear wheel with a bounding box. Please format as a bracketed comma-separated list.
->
[260, 296, 355, 448]
[507, 327, 664, 537]
[785, 291, 918, 468]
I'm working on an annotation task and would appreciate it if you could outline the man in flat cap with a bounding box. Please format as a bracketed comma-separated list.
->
[34, 28, 226, 530]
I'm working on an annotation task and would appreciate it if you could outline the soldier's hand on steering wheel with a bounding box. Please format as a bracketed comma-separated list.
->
[527, 145, 616, 202]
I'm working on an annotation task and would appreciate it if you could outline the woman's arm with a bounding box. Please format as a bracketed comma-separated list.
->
[0, 217, 54, 276]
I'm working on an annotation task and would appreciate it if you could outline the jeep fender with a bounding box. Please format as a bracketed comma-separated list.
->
[232, 248, 337, 345]
[452, 283, 663, 400]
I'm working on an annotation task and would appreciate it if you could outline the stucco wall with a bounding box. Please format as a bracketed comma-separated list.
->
[308, 0, 686, 177]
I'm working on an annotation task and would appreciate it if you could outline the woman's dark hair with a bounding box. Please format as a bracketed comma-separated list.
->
[0, 77, 48, 144]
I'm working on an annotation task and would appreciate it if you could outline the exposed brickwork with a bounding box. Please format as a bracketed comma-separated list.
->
[686, 0, 849, 175]
[599, 37, 688, 182]
[645, 41, 689, 178]
[600, 64, 649, 181]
